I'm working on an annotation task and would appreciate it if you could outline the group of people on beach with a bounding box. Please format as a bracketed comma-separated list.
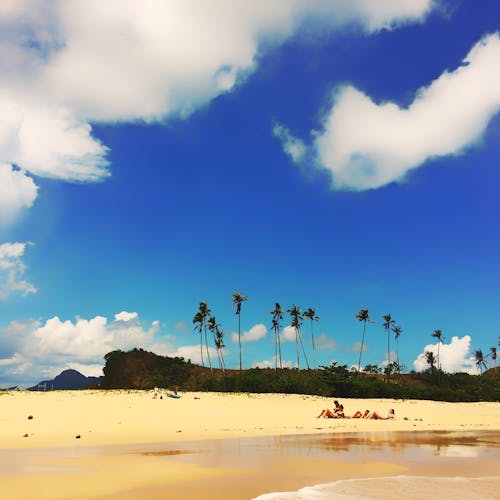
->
[316, 400, 395, 420]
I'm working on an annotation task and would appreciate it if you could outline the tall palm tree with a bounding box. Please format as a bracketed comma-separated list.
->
[198, 301, 212, 373]
[356, 308, 370, 372]
[382, 314, 395, 374]
[303, 308, 319, 369]
[489, 346, 497, 370]
[288, 305, 309, 370]
[232, 292, 248, 373]
[425, 350, 436, 373]
[432, 329, 444, 371]
[270, 302, 284, 370]
[208, 315, 225, 373]
[192, 311, 204, 367]
[475, 349, 487, 374]
[392, 325, 403, 374]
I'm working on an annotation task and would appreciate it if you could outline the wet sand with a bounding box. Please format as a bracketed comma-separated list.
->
[2, 431, 500, 499]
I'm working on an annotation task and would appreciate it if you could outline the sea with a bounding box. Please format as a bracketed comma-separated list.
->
[249, 431, 500, 500]
[253, 476, 500, 499]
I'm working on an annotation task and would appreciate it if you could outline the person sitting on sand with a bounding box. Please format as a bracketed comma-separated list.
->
[316, 400, 345, 418]
[367, 409, 395, 420]
[350, 409, 370, 419]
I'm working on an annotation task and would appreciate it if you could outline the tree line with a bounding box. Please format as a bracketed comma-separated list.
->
[192, 294, 499, 377]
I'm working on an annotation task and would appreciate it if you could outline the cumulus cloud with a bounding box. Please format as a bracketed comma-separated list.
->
[0, 0, 433, 224]
[413, 335, 477, 374]
[114, 311, 139, 322]
[0, 311, 161, 385]
[0, 242, 37, 299]
[0, 165, 38, 226]
[168, 344, 220, 366]
[310, 33, 500, 190]
[281, 325, 298, 343]
[231, 323, 267, 344]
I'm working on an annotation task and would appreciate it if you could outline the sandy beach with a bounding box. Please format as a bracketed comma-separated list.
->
[1, 390, 499, 499]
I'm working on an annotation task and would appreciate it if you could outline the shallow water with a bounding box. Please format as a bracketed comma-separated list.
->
[253, 476, 500, 500]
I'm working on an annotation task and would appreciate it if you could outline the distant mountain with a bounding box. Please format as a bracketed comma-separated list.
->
[28, 369, 102, 391]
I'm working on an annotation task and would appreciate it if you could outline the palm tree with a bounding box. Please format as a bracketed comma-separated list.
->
[288, 305, 309, 370]
[432, 329, 444, 371]
[192, 311, 204, 367]
[198, 301, 212, 373]
[475, 349, 487, 374]
[270, 302, 284, 370]
[208, 315, 226, 373]
[356, 308, 370, 373]
[489, 346, 497, 370]
[392, 325, 403, 374]
[303, 308, 319, 369]
[232, 291, 248, 372]
[425, 350, 436, 373]
[382, 314, 395, 375]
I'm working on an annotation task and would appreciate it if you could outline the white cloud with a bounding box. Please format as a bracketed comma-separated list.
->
[413, 335, 477, 374]
[273, 123, 307, 163]
[0, 165, 38, 226]
[0, 312, 161, 386]
[0, 242, 37, 299]
[231, 323, 267, 344]
[167, 344, 219, 365]
[311, 33, 500, 190]
[0, 0, 433, 224]
[281, 325, 298, 343]
[114, 311, 139, 322]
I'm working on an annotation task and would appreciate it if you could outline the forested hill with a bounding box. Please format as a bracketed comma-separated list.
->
[100, 348, 500, 402]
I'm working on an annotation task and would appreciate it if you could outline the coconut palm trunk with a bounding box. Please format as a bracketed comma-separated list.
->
[382, 314, 395, 379]
[356, 309, 370, 373]
[303, 308, 319, 370]
[232, 292, 248, 374]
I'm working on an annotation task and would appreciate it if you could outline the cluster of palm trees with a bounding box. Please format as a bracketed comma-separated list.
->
[473, 342, 498, 374]
[193, 293, 320, 373]
[193, 297, 499, 377]
[355, 309, 403, 376]
[192, 301, 226, 374]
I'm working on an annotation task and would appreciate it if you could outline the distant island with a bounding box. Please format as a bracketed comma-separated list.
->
[27, 369, 103, 391]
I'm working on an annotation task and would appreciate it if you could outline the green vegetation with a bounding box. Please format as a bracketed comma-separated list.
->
[100, 348, 500, 402]
[99, 295, 500, 402]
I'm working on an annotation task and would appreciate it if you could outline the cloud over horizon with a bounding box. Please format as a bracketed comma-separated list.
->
[0, 311, 161, 385]
[231, 323, 267, 344]
[413, 335, 477, 374]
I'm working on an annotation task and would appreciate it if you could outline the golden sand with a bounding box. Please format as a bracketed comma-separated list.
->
[1, 390, 499, 499]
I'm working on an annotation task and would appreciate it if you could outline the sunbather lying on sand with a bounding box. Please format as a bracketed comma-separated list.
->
[316, 400, 345, 418]
[350, 409, 370, 419]
[367, 409, 395, 420]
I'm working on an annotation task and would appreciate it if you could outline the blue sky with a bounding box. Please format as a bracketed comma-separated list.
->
[1, 1, 499, 386]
